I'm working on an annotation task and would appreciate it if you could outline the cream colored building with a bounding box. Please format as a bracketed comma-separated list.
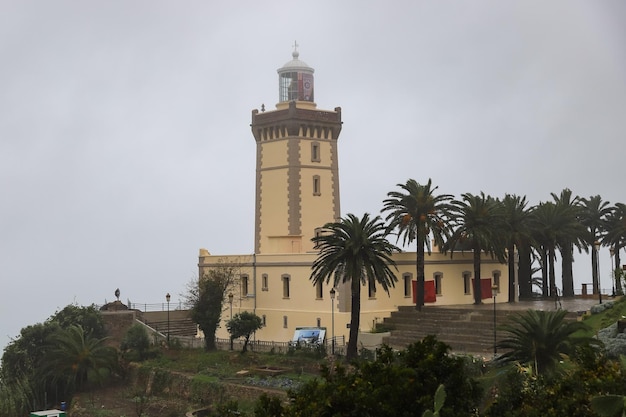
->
[199, 48, 511, 345]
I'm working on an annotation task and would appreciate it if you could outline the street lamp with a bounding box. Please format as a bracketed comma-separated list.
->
[492, 284, 498, 358]
[165, 292, 171, 344]
[610, 247, 616, 296]
[330, 287, 336, 355]
[228, 292, 234, 350]
[595, 241, 602, 304]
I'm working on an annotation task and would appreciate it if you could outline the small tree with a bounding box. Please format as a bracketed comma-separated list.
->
[120, 324, 151, 361]
[186, 258, 242, 351]
[226, 312, 263, 353]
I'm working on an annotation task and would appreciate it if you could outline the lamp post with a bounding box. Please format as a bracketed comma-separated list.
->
[228, 292, 234, 350]
[492, 284, 498, 358]
[330, 287, 336, 355]
[610, 247, 616, 296]
[165, 292, 171, 344]
[595, 241, 602, 304]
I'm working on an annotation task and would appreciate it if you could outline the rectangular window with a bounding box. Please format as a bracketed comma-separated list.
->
[262, 274, 268, 291]
[311, 142, 320, 162]
[262, 315, 266, 326]
[283, 315, 288, 328]
[313, 175, 321, 196]
[493, 271, 501, 293]
[282, 275, 290, 298]
[241, 275, 249, 296]
[434, 273, 443, 296]
[368, 280, 376, 299]
[316, 318, 321, 327]
[403, 273, 412, 297]
[316, 280, 323, 299]
[463, 272, 471, 295]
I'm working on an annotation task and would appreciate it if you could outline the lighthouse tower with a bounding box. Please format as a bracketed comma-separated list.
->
[251, 47, 342, 254]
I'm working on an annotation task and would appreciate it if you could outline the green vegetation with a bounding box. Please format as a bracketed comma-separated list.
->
[226, 311, 264, 353]
[310, 212, 400, 360]
[382, 178, 454, 310]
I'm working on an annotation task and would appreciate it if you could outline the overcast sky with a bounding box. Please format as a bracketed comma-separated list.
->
[1, 1, 625, 352]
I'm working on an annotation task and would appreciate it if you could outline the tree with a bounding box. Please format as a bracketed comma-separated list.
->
[580, 195, 612, 296]
[604, 203, 626, 295]
[120, 324, 151, 361]
[445, 192, 506, 304]
[496, 309, 598, 375]
[311, 213, 400, 360]
[382, 178, 454, 310]
[551, 189, 586, 297]
[50, 303, 107, 339]
[500, 194, 533, 302]
[186, 258, 242, 351]
[226, 311, 263, 353]
[41, 325, 117, 397]
[282, 337, 482, 417]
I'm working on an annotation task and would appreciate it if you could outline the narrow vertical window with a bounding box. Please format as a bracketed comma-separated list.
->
[262, 273, 268, 291]
[434, 272, 443, 296]
[403, 273, 413, 297]
[316, 318, 321, 327]
[311, 141, 320, 162]
[316, 280, 323, 299]
[282, 274, 290, 298]
[283, 315, 288, 328]
[313, 175, 321, 196]
[493, 271, 501, 293]
[262, 315, 266, 326]
[368, 280, 376, 298]
[241, 275, 249, 296]
[463, 272, 472, 295]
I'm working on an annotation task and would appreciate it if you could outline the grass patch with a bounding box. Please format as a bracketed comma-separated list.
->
[581, 296, 626, 335]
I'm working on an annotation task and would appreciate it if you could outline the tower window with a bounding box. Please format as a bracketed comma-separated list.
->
[316, 318, 321, 327]
[241, 275, 249, 296]
[463, 272, 472, 295]
[262, 274, 268, 291]
[311, 142, 320, 162]
[262, 315, 266, 326]
[403, 273, 412, 297]
[283, 315, 288, 328]
[282, 274, 290, 298]
[313, 175, 321, 196]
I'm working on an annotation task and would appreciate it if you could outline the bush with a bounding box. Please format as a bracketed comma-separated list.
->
[121, 324, 151, 361]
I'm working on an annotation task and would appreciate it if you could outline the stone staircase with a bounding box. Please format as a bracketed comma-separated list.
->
[382, 305, 581, 356]
[142, 310, 198, 337]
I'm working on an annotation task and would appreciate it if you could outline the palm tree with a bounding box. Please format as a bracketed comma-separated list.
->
[580, 195, 612, 295]
[42, 325, 117, 397]
[310, 213, 400, 360]
[499, 194, 533, 302]
[445, 192, 506, 304]
[496, 309, 597, 375]
[551, 189, 586, 297]
[382, 178, 454, 310]
[604, 203, 626, 295]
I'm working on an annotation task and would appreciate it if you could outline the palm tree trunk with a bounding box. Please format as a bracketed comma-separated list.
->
[346, 278, 360, 360]
[507, 243, 516, 302]
[473, 243, 482, 304]
[518, 243, 533, 299]
[541, 247, 548, 297]
[561, 243, 575, 297]
[549, 247, 556, 298]
[591, 246, 599, 295]
[416, 238, 425, 311]
[615, 247, 623, 295]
